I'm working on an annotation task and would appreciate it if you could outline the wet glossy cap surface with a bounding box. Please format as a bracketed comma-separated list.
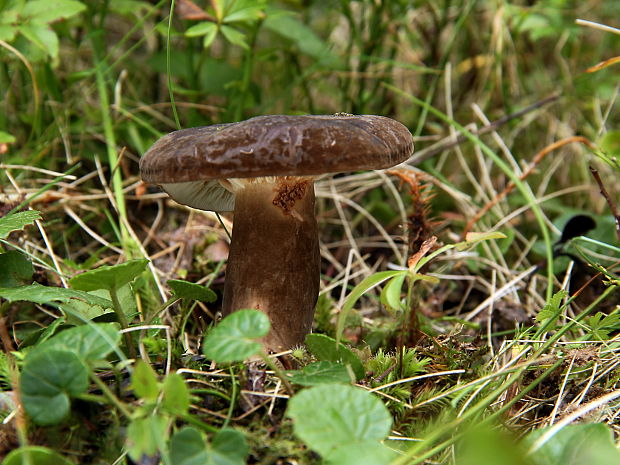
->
[140, 114, 413, 183]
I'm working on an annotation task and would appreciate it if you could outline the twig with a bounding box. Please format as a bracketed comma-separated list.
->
[463, 136, 594, 237]
[408, 94, 560, 165]
[575, 19, 620, 36]
[589, 165, 620, 242]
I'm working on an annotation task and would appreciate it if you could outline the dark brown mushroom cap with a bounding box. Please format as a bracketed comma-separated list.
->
[140, 114, 413, 184]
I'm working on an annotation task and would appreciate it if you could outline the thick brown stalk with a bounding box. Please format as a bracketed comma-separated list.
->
[222, 179, 320, 352]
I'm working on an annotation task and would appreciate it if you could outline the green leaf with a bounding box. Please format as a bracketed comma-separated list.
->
[456, 231, 508, 251]
[38, 323, 120, 362]
[305, 334, 365, 380]
[27, 317, 66, 348]
[536, 290, 568, 324]
[203, 310, 270, 362]
[203, 25, 219, 48]
[2, 446, 76, 465]
[170, 427, 207, 465]
[162, 373, 190, 415]
[210, 429, 249, 464]
[18, 25, 59, 59]
[263, 13, 340, 66]
[185, 22, 218, 38]
[0, 210, 41, 240]
[108, 0, 151, 16]
[20, 349, 88, 425]
[59, 288, 114, 324]
[0, 283, 113, 308]
[22, 0, 87, 23]
[113, 282, 138, 318]
[324, 442, 397, 465]
[0, 251, 34, 288]
[524, 423, 620, 465]
[599, 130, 620, 158]
[170, 427, 248, 465]
[170, 426, 208, 465]
[586, 312, 620, 340]
[287, 384, 393, 462]
[337, 270, 407, 344]
[456, 426, 527, 465]
[69, 258, 148, 292]
[223, 4, 263, 24]
[132, 360, 159, 402]
[126, 415, 169, 461]
[0, 131, 16, 144]
[288, 361, 351, 386]
[219, 25, 248, 49]
[0, 25, 18, 42]
[380, 273, 406, 312]
[168, 280, 217, 303]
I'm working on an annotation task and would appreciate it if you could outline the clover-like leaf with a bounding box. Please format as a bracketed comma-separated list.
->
[126, 415, 169, 461]
[20, 349, 88, 425]
[170, 427, 248, 465]
[203, 310, 270, 362]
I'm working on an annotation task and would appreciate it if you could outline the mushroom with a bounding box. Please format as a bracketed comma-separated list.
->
[140, 114, 413, 351]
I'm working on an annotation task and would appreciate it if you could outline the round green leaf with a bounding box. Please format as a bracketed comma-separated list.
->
[20, 349, 88, 425]
[287, 384, 392, 458]
[3, 446, 76, 465]
[69, 259, 149, 292]
[203, 310, 270, 362]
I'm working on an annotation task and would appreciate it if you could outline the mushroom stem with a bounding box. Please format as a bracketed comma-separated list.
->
[222, 179, 320, 351]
